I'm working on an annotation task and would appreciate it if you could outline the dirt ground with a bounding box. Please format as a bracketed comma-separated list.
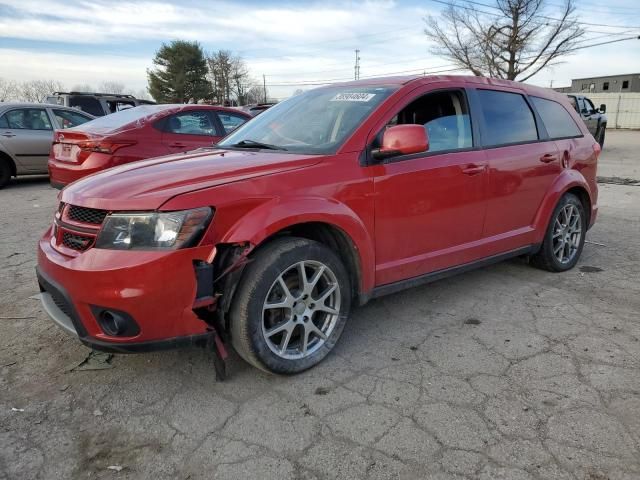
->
[1, 133, 639, 480]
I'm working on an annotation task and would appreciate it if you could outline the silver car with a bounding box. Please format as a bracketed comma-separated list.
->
[0, 103, 95, 188]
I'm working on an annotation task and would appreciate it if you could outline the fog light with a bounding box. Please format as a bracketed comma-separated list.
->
[91, 306, 140, 337]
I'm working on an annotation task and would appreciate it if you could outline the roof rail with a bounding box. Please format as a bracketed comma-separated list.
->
[51, 92, 137, 99]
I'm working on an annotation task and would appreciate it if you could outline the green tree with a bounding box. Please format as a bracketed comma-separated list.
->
[147, 40, 210, 103]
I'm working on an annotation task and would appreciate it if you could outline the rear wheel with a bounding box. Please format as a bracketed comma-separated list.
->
[532, 193, 586, 272]
[0, 158, 11, 189]
[230, 237, 351, 374]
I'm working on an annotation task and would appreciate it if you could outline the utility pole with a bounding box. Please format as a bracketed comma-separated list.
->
[354, 50, 360, 80]
[263, 74, 267, 103]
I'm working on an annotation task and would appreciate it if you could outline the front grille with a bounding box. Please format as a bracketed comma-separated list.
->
[67, 205, 108, 225]
[62, 232, 93, 251]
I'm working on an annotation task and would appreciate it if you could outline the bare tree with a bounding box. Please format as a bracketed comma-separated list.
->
[19, 79, 65, 102]
[71, 83, 93, 92]
[424, 0, 584, 81]
[207, 50, 254, 104]
[0, 78, 18, 102]
[98, 81, 126, 94]
[245, 85, 266, 105]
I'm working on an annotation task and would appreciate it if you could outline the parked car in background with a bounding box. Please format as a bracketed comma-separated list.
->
[37, 76, 600, 375]
[48, 104, 250, 188]
[567, 94, 607, 147]
[44, 92, 156, 117]
[0, 103, 94, 188]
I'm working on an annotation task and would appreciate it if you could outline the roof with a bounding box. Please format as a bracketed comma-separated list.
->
[322, 74, 556, 97]
[0, 102, 83, 109]
[572, 73, 640, 81]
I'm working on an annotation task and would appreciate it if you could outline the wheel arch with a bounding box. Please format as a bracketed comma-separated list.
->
[532, 171, 594, 243]
[0, 150, 17, 177]
[214, 197, 376, 310]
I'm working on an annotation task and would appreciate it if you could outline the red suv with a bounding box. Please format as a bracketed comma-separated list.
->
[48, 104, 250, 188]
[37, 76, 599, 374]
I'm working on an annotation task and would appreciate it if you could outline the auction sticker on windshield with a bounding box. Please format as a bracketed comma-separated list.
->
[331, 93, 376, 102]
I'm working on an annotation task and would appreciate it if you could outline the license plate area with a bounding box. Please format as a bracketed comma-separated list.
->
[53, 143, 79, 162]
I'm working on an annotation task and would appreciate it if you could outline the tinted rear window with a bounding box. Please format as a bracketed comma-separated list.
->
[477, 90, 538, 146]
[530, 97, 582, 139]
[70, 96, 104, 117]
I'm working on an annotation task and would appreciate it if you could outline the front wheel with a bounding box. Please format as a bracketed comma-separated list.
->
[532, 193, 586, 272]
[230, 237, 351, 374]
[0, 159, 11, 189]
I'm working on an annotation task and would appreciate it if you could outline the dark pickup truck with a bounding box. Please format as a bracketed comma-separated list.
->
[567, 94, 607, 147]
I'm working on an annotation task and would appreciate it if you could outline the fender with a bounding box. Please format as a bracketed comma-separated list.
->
[219, 195, 376, 294]
[531, 168, 594, 244]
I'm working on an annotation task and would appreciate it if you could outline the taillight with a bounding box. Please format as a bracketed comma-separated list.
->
[78, 140, 136, 154]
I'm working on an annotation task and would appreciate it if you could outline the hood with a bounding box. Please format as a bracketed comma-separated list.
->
[61, 149, 322, 210]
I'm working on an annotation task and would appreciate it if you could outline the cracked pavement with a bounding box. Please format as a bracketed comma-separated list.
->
[1, 133, 639, 479]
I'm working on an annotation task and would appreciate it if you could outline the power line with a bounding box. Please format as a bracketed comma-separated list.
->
[263, 35, 639, 88]
[428, 0, 640, 30]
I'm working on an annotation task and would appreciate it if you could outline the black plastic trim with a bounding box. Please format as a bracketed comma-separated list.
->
[36, 267, 88, 337]
[371, 245, 538, 299]
[80, 333, 211, 354]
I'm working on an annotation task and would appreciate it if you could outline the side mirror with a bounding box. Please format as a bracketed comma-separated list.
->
[372, 125, 429, 161]
[599, 104, 606, 113]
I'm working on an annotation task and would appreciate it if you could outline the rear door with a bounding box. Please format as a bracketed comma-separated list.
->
[473, 88, 561, 251]
[0, 107, 53, 172]
[371, 86, 488, 285]
[160, 109, 222, 153]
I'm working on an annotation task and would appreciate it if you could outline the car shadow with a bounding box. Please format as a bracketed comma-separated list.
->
[4, 175, 51, 189]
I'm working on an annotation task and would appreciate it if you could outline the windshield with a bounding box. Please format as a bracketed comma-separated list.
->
[218, 85, 397, 154]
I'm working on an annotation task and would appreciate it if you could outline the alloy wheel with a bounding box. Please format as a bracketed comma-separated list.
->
[261, 260, 341, 360]
[552, 203, 582, 264]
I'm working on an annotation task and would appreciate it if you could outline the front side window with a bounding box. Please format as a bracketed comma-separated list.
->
[218, 85, 397, 154]
[53, 109, 93, 129]
[216, 112, 248, 134]
[0, 108, 52, 130]
[476, 90, 538, 146]
[165, 111, 217, 136]
[583, 98, 595, 113]
[530, 97, 582, 139]
[384, 90, 473, 153]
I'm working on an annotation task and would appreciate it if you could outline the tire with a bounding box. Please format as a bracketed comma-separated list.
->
[598, 127, 605, 148]
[0, 159, 11, 189]
[229, 237, 351, 374]
[532, 193, 586, 272]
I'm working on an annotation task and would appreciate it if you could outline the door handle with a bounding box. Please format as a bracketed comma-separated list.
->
[539, 153, 557, 163]
[1, 132, 16, 138]
[169, 143, 187, 148]
[462, 164, 486, 175]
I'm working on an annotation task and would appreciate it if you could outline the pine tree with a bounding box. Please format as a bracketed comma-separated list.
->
[147, 40, 210, 103]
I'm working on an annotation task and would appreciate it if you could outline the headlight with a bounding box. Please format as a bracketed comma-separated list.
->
[95, 207, 213, 250]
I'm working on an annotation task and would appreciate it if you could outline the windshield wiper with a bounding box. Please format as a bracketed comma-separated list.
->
[229, 139, 287, 151]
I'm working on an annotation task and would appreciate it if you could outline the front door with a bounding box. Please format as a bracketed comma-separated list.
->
[371, 88, 488, 286]
[0, 107, 53, 172]
[161, 110, 222, 153]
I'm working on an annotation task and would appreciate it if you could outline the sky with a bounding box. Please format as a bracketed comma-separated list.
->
[1, 0, 639, 100]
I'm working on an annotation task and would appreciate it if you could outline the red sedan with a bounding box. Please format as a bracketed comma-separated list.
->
[37, 75, 599, 375]
[48, 104, 250, 188]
